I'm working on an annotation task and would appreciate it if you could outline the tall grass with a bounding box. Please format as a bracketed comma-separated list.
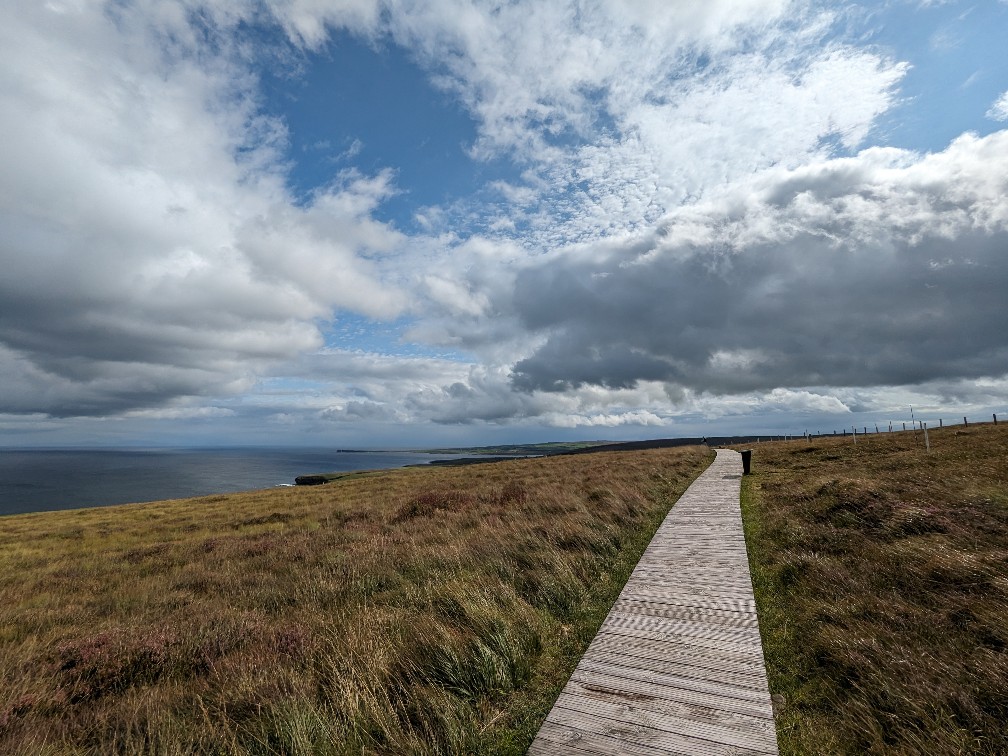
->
[740, 423, 1008, 755]
[0, 446, 711, 754]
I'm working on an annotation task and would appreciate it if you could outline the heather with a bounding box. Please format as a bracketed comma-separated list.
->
[0, 446, 711, 754]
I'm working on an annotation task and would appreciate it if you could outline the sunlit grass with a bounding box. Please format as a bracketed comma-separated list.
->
[740, 423, 1008, 755]
[0, 445, 712, 754]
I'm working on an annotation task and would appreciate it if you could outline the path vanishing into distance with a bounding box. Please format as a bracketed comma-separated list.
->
[529, 448, 779, 756]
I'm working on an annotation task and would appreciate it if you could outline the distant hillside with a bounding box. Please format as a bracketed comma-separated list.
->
[422, 435, 792, 458]
[420, 440, 610, 456]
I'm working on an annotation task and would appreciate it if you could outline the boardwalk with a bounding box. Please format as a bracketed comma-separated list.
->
[528, 449, 778, 755]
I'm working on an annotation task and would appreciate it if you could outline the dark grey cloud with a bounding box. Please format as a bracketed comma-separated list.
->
[509, 134, 1008, 397]
[404, 370, 546, 425]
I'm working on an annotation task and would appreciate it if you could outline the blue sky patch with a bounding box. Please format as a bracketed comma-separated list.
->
[258, 31, 518, 231]
[867, 1, 1008, 153]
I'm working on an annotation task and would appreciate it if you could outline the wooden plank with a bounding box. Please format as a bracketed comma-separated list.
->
[585, 630, 771, 671]
[582, 647, 772, 692]
[531, 716, 735, 756]
[532, 713, 771, 756]
[587, 629, 770, 670]
[567, 664, 773, 715]
[619, 587, 758, 611]
[528, 448, 779, 755]
[611, 598, 762, 626]
[600, 610, 766, 649]
[574, 655, 772, 700]
[547, 692, 778, 753]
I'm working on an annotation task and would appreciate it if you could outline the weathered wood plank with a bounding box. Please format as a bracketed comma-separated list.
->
[611, 598, 762, 626]
[546, 693, 777, 753]
[600, 610, 766, 648]
[568, 661, 778, 717]
[587, 628, 769, 669]
[532, 713, 771, 756]
[531, 717, 712, 756]
[574, 656, 773, 700]
[527, 448, 779, 755]
[582, 647, 772, 692]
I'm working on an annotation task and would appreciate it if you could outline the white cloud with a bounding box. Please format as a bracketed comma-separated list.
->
[0, 2, 407, 417]
[311, 1, 906, 247]
[4, 0, 1006, 442]
[987, 90, 1008, 121]
[543, 410, 665, 429]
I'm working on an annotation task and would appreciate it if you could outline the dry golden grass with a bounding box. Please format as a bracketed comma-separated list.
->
[0, 445, 712, 755]
[740, 423, 1008, 755]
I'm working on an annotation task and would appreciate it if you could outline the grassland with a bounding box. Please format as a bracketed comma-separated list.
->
[0, 445, 712, 755]
[740, 423, 1008, 755]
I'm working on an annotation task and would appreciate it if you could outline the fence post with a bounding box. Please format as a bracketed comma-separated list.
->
[964, 416, 968, 427]
[741, 449, 752, 475]
[994, 414, 998, 425]
[939, 418, 942, 428]
[924, 422, 930, 453]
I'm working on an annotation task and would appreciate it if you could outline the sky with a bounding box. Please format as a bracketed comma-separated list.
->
[1, 0, 1007, 448]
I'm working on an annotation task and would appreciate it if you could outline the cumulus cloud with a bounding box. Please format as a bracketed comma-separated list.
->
[508, 131, 1008, 396]
[0, 2, 405, 417]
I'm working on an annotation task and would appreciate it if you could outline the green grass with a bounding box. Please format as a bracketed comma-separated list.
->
[740, 423, 1008, 755]
[0, 445, 712, 755]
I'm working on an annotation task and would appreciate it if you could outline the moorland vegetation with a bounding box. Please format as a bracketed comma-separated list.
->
[3, 423, 1005, 755]
[741, 422, 1007, 755]
[0, 445, 711, 754]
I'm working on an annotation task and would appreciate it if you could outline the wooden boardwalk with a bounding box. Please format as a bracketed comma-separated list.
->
[528, 449, 778, 755]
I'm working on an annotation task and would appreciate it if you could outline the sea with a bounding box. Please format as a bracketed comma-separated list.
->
[0, 448, 472, 517]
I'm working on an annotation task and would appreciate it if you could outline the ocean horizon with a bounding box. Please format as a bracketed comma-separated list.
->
[0, 447, 471, 517]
